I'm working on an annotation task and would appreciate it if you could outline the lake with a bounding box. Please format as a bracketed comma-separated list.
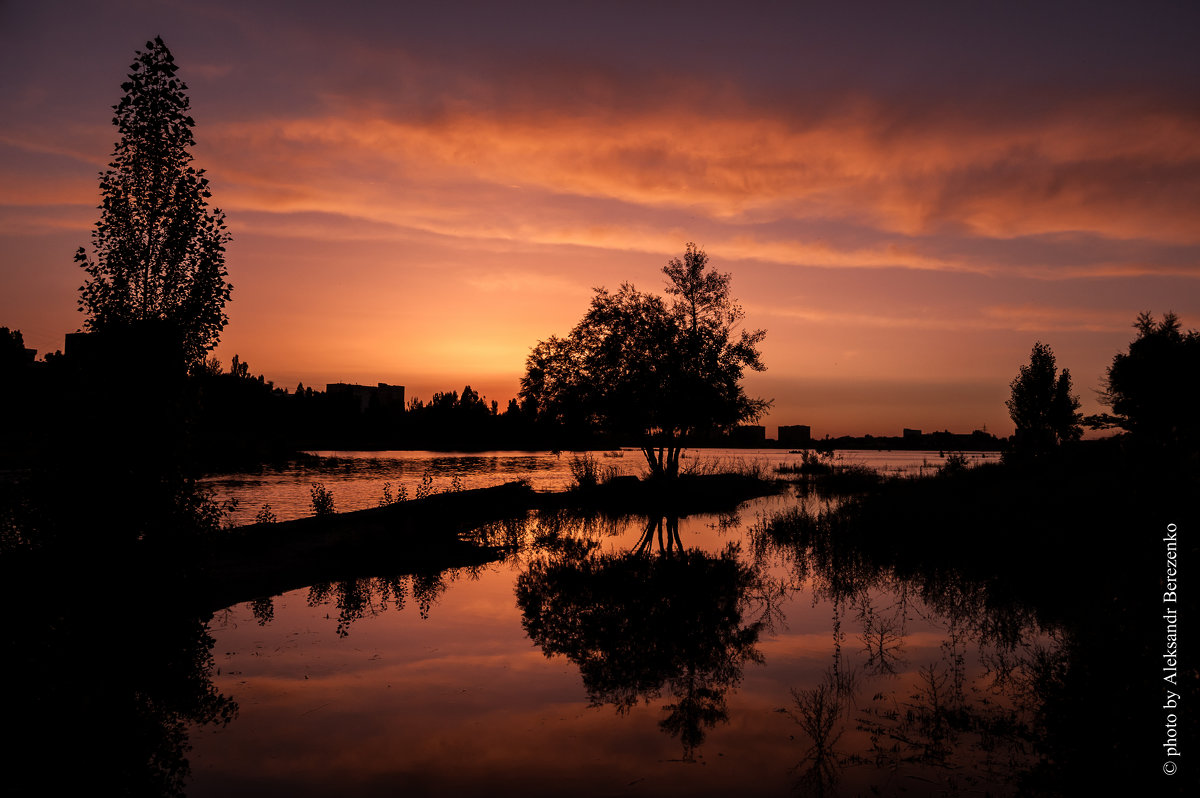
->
[202, 448, 999, 526]
[183, 448, 1046, 796]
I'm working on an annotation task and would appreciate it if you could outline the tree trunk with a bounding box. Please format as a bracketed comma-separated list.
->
[641, 445, 663, 477]
[641, 442, 683, 479]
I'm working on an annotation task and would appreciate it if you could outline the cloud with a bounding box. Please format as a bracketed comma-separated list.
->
[978, 304, 1136, 333]
[195, 89, 1200, 281]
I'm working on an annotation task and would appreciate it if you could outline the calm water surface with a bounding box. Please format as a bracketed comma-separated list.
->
[188, 450, 1044, 797]
[203, 448, 998, 526]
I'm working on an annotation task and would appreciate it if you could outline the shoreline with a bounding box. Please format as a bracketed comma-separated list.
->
[193, 473, 786, 615]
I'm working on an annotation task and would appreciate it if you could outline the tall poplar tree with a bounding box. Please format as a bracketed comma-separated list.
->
[76, 37, 231, 366]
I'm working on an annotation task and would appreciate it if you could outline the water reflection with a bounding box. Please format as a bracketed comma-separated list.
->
[6, 490, 1102, 797]
[516, 515, 764, 760]
[242, 567, 487, 637]
[305, 572, 453, 636]
[138, 476, 1159, 798]
[786, 670, 851, 797]
[856, 592, 908, 676]
[752, 505, 1060, 795]
[207, 502, 1076, 793]
[3, 565, 236, 796]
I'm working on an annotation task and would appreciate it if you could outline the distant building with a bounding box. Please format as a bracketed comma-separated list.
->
[778, 424, 812, 447]
[326, 382, 405, 413]
[731, 424, 766, 444]
[903, 428, 922, 439]
[64, 331, 101, 361]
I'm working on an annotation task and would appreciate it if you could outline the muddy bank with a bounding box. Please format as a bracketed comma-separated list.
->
[196, 481, 534, 613]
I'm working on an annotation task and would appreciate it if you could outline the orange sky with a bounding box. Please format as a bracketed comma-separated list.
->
[2, 2, 1198, 436]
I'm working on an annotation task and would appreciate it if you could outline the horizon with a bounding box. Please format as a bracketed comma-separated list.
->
[3, 2, 1198, 438]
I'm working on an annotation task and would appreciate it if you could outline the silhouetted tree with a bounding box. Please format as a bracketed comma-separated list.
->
[1093, 312, 1200, 450]
[0, 327, 32, 371]
[0, 328, 37, 458]
[519, 244, 769, 478]
[1005, 342, 1080, 457]
[76, 37, 231, 367]
[229, 353, 252, 379]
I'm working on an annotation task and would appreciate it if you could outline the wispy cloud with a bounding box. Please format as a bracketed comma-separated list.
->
[756, 302, 1135, 334]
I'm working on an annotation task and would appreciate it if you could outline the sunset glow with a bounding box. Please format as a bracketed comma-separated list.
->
[3, 1, 1198, 435]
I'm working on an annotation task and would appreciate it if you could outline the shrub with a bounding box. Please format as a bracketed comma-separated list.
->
[569, 453, 617, 490]
[415, 472, 435, 500]
[310, 482, 335, 516]
[379, 481, 408, 506]
[941, 452, 969, 476]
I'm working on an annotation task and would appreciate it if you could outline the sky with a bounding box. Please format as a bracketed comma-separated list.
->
[2, 1, 1198, 437]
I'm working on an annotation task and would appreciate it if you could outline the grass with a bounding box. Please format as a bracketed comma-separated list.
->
[774, 450, 885, 494]
[567, 453, 620, 491]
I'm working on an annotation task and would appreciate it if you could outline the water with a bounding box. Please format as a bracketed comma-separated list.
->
[183, 450, 1053, 797]
[203, 448, 999, 526]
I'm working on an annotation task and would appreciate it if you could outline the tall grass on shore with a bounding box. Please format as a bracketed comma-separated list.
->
[568, 453, 620, 491]
[680, 454, 770, 480]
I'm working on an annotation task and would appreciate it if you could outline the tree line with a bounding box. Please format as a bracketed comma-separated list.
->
[1006, 311, 1199, 462]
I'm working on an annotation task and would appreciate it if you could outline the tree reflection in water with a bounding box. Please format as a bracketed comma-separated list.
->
[753, 505, 1066, 795]
[856, 591, 908, 676]
[787, 671, 850, 798]
[3, 565, 237, 797]
[516, 514, 764, 760]
[303, 571, 453, 636]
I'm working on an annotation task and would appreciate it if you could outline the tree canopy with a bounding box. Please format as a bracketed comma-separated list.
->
[519, 244, 770, 477]
[1095, 311, 1200, 450]
[76, 37, 232, 366]
[1005, 341, 1081, 457]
